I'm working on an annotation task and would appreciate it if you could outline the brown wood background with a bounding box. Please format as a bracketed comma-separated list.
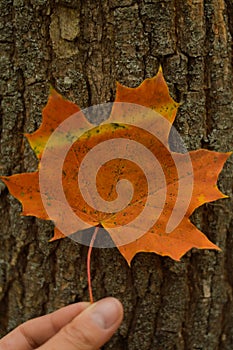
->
[0, 0, 233, 349]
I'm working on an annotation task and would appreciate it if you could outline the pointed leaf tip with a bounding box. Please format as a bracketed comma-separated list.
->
[158, 65, 163, 73]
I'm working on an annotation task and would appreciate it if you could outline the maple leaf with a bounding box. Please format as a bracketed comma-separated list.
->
[1, 68, 231, 270]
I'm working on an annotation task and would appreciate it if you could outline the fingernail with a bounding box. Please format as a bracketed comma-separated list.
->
[90, 297, 121, 329]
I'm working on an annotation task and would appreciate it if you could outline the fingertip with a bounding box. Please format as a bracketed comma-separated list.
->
[88, 297, 124, 329]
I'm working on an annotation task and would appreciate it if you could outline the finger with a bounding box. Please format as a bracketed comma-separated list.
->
[0, 302, 90, 350]
[38, 297, 123, 350]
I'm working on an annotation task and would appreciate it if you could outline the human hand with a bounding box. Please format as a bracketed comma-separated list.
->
[0, 297, 123, 350]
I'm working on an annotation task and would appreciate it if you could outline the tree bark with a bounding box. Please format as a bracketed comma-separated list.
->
[0, 0, 233, 349]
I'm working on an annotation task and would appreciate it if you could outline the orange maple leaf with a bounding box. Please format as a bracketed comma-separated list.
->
[1, 68, 231, 268]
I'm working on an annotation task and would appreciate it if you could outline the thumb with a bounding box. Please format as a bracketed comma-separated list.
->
[38, 297, 123, 350]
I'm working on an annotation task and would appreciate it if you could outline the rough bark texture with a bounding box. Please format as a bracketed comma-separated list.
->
[0, 0, 233, 349]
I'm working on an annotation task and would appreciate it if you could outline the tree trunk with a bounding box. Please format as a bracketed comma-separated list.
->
[0, 0, 233, 349]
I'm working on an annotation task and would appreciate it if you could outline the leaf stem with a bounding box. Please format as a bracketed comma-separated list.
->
[87, 226, 99, 304]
